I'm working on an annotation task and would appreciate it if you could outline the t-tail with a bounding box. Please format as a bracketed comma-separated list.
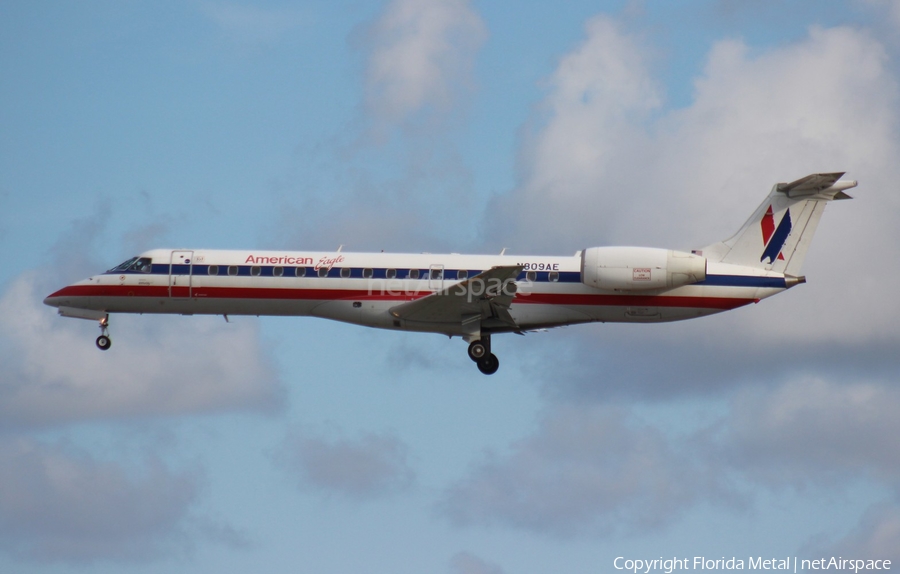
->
[701, 172, 857, 276]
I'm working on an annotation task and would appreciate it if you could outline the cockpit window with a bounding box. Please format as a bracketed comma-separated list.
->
[130, 257, 152, 273]
[108, 257, 153, 273]
[109, 257, 139, 272]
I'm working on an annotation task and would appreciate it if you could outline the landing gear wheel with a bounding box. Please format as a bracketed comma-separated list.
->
[96, 315, 111, 350]
[477, 353, 499, 375]
[468, 340, 487, 361]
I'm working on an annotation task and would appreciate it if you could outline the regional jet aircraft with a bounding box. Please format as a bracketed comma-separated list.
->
[44, 173, 856, 374]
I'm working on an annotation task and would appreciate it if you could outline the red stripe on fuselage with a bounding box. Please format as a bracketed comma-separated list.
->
[47, 284, 757, 311]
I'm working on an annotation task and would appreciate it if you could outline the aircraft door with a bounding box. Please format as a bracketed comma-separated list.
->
[169, 250, 194, 298]
[429, 264, 444, 291]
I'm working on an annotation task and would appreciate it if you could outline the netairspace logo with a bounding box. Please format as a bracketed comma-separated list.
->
[613, 556, 892, 574]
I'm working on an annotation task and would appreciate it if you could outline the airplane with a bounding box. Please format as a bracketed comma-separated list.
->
[44, 173, 856, 375]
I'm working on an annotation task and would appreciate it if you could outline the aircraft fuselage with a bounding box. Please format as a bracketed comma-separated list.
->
[45, 248, 786, 335]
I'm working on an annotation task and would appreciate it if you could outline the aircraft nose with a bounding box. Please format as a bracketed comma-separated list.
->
[43, 288, 66, 308]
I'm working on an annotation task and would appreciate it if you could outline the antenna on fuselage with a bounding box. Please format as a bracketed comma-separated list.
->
[499, 247, 507, 255]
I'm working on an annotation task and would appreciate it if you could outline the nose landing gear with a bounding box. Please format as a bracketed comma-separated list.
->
[467, 336, 499, 375]
[96, 316, 111, 350]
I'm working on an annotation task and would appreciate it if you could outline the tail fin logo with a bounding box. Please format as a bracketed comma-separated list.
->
[760, 205, 792, 264]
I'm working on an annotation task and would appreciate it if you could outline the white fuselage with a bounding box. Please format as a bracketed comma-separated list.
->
[45, 247, 790, 337]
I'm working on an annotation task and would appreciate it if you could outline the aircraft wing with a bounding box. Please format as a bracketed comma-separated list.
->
[389, 265, 524, 327]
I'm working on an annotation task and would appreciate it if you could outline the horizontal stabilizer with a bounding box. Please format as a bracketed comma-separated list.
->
[776, 172, 857, 199]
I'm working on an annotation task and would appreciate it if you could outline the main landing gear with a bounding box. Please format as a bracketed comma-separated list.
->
[96, 316, 111, 351]
[467, 336, 499, 375]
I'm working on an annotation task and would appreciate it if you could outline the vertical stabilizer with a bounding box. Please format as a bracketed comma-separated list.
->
[701, 173, 856, 275]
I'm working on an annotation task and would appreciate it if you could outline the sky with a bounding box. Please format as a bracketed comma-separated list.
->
[1, 1, 900, 572]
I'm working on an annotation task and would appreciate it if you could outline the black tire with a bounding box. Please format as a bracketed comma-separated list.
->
[467, 340, 487, 361]
[96, 335, 111, 350]
[477, 353, 499, 375]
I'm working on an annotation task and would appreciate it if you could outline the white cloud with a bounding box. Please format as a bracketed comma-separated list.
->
[716, 377, 900, 488]
[479, 17, 900, 410]
[440, 405, 727, 537]
[507, 20, 899, 245]
[199, 2, 306, 45]
[256, 0, 496, 266]
[740, 375, 900, 557]
[449, 551, 506, 574]
[486, 15, 661, 252]
[362, 0, 487, 133]
[443, 371, 900, 541]
[0, 437, 199, 563]
[279, 427, 415, 500]
[809, 502, 900, 560]
[0, 271, 284, 428]
[522, 321, 900, 403]
[655, 25, 899, 251]
[269, 0, 486, 253]
[859, 0, 900, 31]
[708, 375, 900, 554]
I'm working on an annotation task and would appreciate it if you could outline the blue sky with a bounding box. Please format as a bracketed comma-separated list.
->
[2, 1, 900, 572]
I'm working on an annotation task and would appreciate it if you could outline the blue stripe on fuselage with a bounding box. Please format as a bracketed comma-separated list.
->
[103, 265, 583, 283]
[698, 275, 786, 288]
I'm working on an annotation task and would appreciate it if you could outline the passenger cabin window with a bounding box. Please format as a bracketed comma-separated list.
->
[457, 269, 468, 280]
[318, 267, 329, 278]
[363, 268, 374, 279]
[273, 266, 283, 277]
[430, 268, 443, 280]
[208, 265, 219, 276]
[251, 266, 261, 276]
[386, 268, 397, 279]
[526, 271, 536, 282]
[549, 271, 559, 282]
[228, 266, 238, 276]
[296, 267, 306, 277]
[340, 268, 351, 278]
[409, 269, 420, 280]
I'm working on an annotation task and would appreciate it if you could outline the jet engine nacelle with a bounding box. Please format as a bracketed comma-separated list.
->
[580, 246, 706, 291]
